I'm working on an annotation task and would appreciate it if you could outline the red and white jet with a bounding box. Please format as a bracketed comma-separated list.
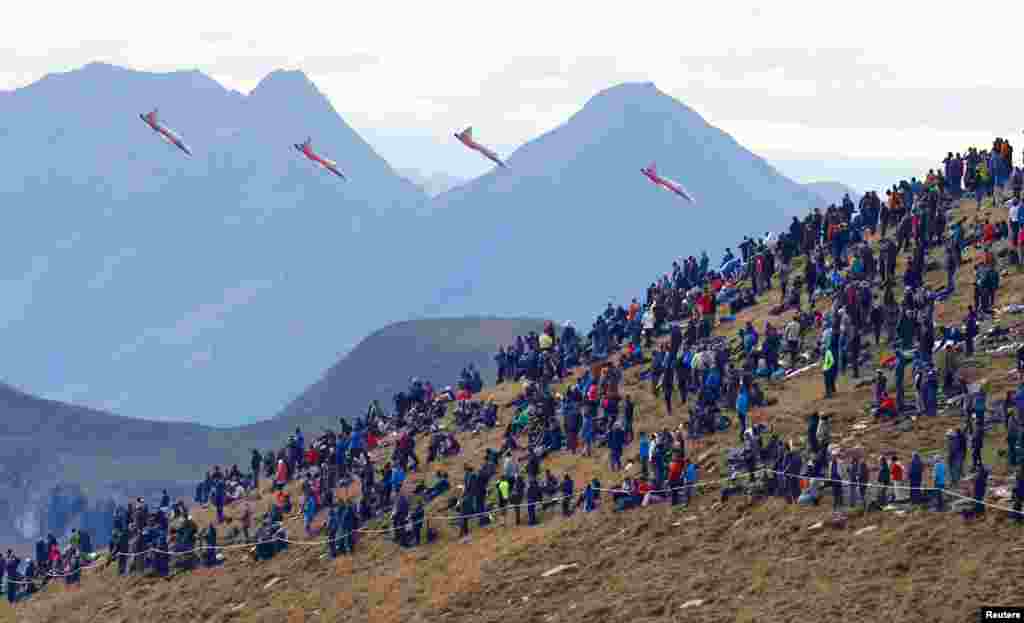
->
[139, 109, 192, 156]
[640, 162, 695, 203]
[293, 137, 347, 180]
[454, 127, 507, 168]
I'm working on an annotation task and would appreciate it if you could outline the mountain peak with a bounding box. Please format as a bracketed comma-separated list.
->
[586, 81, 662, 104]
[576, 80, 692, 119]
[251, 69, 317, 96]
[81, 61, 122, 72]
[598, 81, 659, 95]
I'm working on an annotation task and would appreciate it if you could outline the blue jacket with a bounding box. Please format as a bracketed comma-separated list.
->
[933, 462, 946, 488]
[582, 415, 594, 439]
[736, 389, 750, 416]
[350, 430, 365, 451]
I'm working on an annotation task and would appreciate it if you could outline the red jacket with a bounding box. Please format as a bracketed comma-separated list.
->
[669, 460, 685, 483]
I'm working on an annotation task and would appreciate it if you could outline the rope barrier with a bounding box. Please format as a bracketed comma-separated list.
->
[8, 463, 1020, 587]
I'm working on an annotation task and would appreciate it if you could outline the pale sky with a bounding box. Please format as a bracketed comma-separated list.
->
[2, 1, 1020, 185]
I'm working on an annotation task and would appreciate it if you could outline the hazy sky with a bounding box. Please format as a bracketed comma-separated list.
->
[2, 1, 1019, 187]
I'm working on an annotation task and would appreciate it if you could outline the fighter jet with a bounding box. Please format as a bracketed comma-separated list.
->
[640, 162, 695, 203]
[294, 137, 347, 180]
[454, 127, 507, 168]
[139, 109, 192, 156]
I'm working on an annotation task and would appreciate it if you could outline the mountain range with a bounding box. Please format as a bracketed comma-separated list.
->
[0, 63, 436, 427]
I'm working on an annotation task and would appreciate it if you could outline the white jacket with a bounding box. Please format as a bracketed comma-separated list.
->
[642, 309, 656, 330]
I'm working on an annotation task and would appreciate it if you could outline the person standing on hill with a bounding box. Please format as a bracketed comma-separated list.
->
[822, 345, 837, 398]
[561, 473, 574, 517]
[608, 423, 626, 471]
[203, 523, 218, 567]
[973, 464, 989, 515]
[526, 479, 542, 526]
[662, 354, 676, 416]
[736, 380, 750, 441]
[213, 476, 226, 524]
[966, 305, 979, 356]
[908, 452, 924, 504]
[933, 459, 946, 511]
[784, 316, 801, 366]
[510, 476, 525, 526]
[5, 551, 19, 604]
[829, 455, 843, 510]
[251, 450, 262, 489]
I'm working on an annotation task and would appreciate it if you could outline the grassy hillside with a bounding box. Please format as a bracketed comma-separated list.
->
[244, 317, 548, 444]
[0, 317, 543, 551]
[9, 196, 1024, 623]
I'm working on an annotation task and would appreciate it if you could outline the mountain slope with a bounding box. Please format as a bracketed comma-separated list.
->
[427, 82, 823, 325]
[804, 180, 861, 207]
[0, 63, 434, 426]
[240, 316, 546, 444]
[0, 381, 222, 549]
[0, 317, 543, 551]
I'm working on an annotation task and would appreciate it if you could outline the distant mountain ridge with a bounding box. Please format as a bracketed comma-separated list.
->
[803, 181, 862, 207]
[0, 63, 435, 427]
[398, 168, 467, 197]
